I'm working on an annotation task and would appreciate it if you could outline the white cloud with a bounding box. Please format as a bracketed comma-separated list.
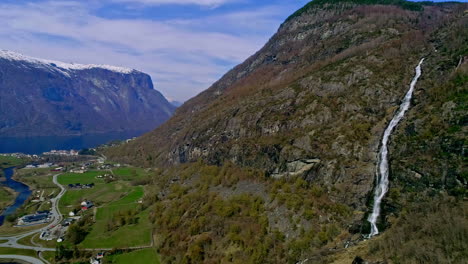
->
[0, 0, 298, 101]
[111, 0, 237, 7]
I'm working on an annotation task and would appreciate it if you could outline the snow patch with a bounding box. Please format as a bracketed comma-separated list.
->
[0, 50, 137, 76]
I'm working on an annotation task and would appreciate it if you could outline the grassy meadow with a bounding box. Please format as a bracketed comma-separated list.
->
[105, 248, 160, 264]
[80, 186, 150, 248]
[0, 155, 26, 169]
[56, 168, 152, 249]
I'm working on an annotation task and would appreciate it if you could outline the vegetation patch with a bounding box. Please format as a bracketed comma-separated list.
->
[285, 0, 429, 22]
[113, 167, 153, 186]
[0, 247, 37, 257]
[0, 187, 15, 210]
[144, 162, 352, 263]
[41, 251, 56, 263]
[109, 186, 144, 206]
[0, 156, 26, 169]
[79, 206, 151, 248]
[370, 198, 467, 263]
[15, 168, 59, 194]
[105, 248, 160, 264]
[59, 181, 128, 214]
[81, 187, 148, 247]
[58, 171, 104, 185]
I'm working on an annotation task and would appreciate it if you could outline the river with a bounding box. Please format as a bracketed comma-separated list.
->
[0, 167, 31, 225]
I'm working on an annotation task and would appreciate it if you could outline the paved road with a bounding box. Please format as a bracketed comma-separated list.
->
[0, 174, 65, 251]
[0, 254, 45, 264]
[38, 251, 51, 264]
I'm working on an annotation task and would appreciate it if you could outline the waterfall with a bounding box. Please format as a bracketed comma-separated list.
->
[367, 58, 424, 237]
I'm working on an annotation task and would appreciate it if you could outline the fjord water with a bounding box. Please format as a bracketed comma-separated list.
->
[0, 167, 31, 225]
[0, 131, 144, 154]
[368, 59, 424, 237]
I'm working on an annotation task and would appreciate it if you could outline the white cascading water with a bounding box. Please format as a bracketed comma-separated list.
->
[367, 58, 424, 237]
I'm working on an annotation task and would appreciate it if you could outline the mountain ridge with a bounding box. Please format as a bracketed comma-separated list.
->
[0, 50, 176, 137]
[0, 50, 137, 75]
[108, 0, 457, 169]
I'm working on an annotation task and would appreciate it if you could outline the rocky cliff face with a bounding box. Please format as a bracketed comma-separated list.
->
[109, 0, 465, 208]
[0, 50, 175, 137]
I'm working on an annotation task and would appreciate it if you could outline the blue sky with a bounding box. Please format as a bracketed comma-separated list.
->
[0, 0, 463, 101]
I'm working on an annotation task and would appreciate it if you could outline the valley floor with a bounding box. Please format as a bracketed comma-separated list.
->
[0, 161, 161, 264]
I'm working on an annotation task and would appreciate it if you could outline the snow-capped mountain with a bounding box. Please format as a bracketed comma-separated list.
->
[0, 50, 175, 137]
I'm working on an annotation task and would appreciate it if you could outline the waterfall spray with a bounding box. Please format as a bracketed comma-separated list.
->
[367, 58, 424, 237]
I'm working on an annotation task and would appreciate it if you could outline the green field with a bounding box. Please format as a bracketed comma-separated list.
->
[15, 168, 59, 192]
[16, 167, 53, 177]
[112, 167, 150, 180]
[80, 188, 150, 248]
[59, 181, 129, 213]
[58, 171, 105, 185]
[0, 155, 26, 169]
[80, 209, 152, 248]
[16, 233, 57, 249]
[56, 168, 152, 249]
[58, 170, 147, 213]
[110, 186, 143, 206]
[41, 251, 56, 263]
[0, 221, 47, 236]
[105, 248, 160, 264]
[0, 247, 37, 257]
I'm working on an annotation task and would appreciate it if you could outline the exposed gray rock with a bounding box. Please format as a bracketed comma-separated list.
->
[271, 158, 321, 179]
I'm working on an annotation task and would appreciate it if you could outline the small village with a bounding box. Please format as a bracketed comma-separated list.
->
[0, 148, 152, 264]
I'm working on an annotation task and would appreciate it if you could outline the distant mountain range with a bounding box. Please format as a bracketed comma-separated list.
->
[0, 50, 175, 137]
[170, 100, 183, 107]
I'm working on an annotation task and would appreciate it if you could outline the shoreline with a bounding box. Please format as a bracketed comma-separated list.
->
[3, 186, 18, 196]
[0, 186, 18, 215]
[10, 168, 34, 190]
[0, 167, 32, 224]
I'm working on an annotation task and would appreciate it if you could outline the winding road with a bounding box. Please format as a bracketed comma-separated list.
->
[0, 254, 45, 264]
[0, 173, 65, 262]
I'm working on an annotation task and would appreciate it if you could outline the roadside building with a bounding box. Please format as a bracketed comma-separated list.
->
[18, 211, 51, 225]
[61, 218, 74, 226]
[81, 200, 94, 210]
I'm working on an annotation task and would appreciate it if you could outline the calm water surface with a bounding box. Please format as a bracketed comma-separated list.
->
[0, 167, 31, 225]
[0, 131, 144, 154]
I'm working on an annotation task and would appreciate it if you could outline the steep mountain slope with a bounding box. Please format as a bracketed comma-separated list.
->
[107, 0, 467, 263]
[110, 0, 465, 204]
[0, 50, 175, 137]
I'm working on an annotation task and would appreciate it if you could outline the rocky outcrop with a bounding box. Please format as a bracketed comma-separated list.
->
[271, 159, 321, 179]
[0, 50, 175, 137]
